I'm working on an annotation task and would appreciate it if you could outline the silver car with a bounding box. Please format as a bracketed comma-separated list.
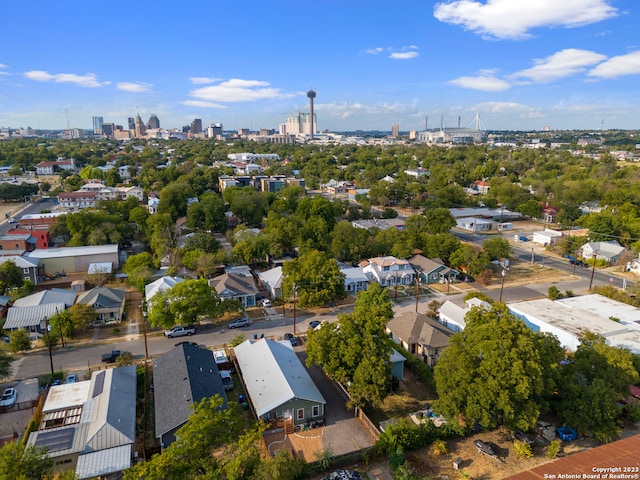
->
[228, 317, 250, 329]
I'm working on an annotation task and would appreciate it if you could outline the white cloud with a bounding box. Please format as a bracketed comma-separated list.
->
[473, 101, 544, 118]
[434, 0, 618, 40]
[365, 47, 384, 55]
[189, 78, 296, 102]
[449, 75, 511, 91]
[116, 82, 153, 93]
[510, 49, 607, 83]
[182, 100, 227, 108]
[24, 70, 109, 87]
[189, 77, 221, 85]
[389, 51, 420, 60]
[589, 51, 640, 78]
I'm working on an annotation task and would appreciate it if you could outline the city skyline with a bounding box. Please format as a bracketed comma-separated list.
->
[1, 1, 639, 132]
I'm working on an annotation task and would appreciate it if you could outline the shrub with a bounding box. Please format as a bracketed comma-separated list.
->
[548, 286, 561, 300]
[9, 329, 31, 353]
[476, 269, 493, 286]
[513, 439, 533, 458]
[112, 327, 120, 335]
[116, 351, 134, 367]
[546, 439, 562, 459]
[432, 439, 448, 456]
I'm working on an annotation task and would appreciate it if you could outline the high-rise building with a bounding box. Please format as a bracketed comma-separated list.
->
[135, 114, 146, 138]
[92, 116, 104, 135]
[207, 123, 223, 138]
[101, 123, 115, 137]
[284, 112, 316, 136]
[128, 117, 135, 130]
[391, 124, 399, 139]
[190, 118, 203, 134]
[147, 114, 160, 130]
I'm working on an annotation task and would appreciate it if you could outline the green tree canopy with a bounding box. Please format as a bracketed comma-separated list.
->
[0, 260, 23, 295]
[433, 303, 564, 431]
[281, 250, 347, 308]
[0, 350, 15, 380]
[482, 237, 512, 261]
[306, 283, 394, 407]
[0, 443, 53, 480]
[147, 278, 239, 328]
[423, 207, 456, 234]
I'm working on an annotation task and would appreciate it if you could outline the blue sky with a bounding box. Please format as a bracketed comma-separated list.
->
[1, 0, 639, 132]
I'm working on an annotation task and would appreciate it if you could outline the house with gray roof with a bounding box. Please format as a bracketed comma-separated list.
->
[386, 312, 453, 367]
[0, 255, 40, 285]
[209, 272, 259, 308]
[13, 288, 77, 308]
[579, 241, 626, 264]
[4, 302, 66, 334]
[438, 297, 490, 333]
[153, 344, 228, 448]
[234, 339, 325, 426]
[26, 366, 136, 479]
[408, 254, 459, 284]
[75, 287, 126, 324]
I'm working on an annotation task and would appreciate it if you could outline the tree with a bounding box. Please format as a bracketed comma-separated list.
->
[433, 303, 564, 431]
[517, 199, 542, 219]
[0, 350, 15, 380]
[68, 304, 95, 335]
[306, 283, 394, 407]
[555, 333, 639, 442]
[449, 244, 490, 277]
[148, 213, 180, 266]
[423, 208, 456, 234]
[123, 252, 156, 293]
[186, 192, 226, 232]
[482, 237, 512, 261]
[281, 250, 347, 308]
[157, 182, 192, 222]
[0, 442, 53, 480]
[330, 222, 372, 264]
[0, 260, 23, 295]
[147, 278, 239, 328]
[8, 329, 31, 353]
[123, 395, 283, 480]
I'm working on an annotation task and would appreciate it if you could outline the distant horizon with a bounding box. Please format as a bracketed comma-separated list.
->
[2, 1, 639, 132]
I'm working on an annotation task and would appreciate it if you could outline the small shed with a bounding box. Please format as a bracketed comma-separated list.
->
[390, 349, 406, 381]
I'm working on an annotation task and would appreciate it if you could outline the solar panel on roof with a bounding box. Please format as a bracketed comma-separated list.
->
[93, 371, 105, 398]
[34, 427, 76, 452]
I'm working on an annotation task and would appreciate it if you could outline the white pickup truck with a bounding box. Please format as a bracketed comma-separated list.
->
[164, 326, 196, 338]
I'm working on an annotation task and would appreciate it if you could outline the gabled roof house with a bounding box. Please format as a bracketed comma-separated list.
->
[234, 339, 325, 426]
[75, 287, 126, 324]
[386, 312, 453, 367]
[26, 366, 136, 479]
[153, 344, 228, 448]
[209, 272, 259, 308]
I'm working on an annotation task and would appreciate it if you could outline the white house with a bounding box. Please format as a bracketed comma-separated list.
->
[339, 266, 369, 294]
[532, 229, 563, 246]
[456, 217, 493, 232]
[258, 266, 283, 299]
[145, 276, 185, 305]
[361, 256, 415, 287]
[438, 297, 490, 332]
[579, 241, 626, 264]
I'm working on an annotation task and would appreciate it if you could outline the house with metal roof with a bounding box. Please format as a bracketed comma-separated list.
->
[386, 312, 453, 367]
[13, 288, 77, 308]
[4, 302, 66, 334]
[579, 240, 626, 264]
[75, 287, 126, 324]
[209, 272, 259, 308]
[144, 275, 185, 304]
[438, 297, 490, 333]
[26, 366, 136, 479]
[153, 344, 228, 448]
[339, 265, 369, 294]
[258, 266, 283, 299]
[0, 255, 41, 284]
[234, 339, 325, 426]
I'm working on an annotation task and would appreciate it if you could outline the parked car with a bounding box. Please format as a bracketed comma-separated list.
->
[219, 370, 234, 391]
[309, 320, 321, 329]
[102, 350, 122, 363]
[164, 325, 195, 338]
[175, 341, 199, 348]
[0, 387, 17, 408]
[228, 317, 250, 329]
[284, 333, 299, 346]
[65, 374, 78, 384]
[260, 298, 272, 307]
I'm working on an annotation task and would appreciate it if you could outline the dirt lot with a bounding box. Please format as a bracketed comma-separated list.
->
[0, 201, 23, 221]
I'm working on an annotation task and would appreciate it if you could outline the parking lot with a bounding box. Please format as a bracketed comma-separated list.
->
[0, 378, 41, 444]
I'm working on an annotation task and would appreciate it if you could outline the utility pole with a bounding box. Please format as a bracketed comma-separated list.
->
[414, 275, 420, 313]
[499, 267, 508, 302]
[44, 317, 54, 375]
[589, 251, 598, 290]
[141, 302, 149, 360]
[292, 283, 297, 336]
[531, 248, 535, 265]
[55, 307, 65, 348]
